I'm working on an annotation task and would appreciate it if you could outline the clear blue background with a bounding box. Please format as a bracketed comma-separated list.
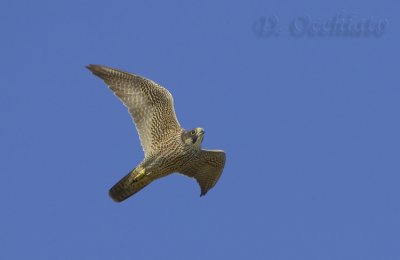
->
[1, 0, 399, 259]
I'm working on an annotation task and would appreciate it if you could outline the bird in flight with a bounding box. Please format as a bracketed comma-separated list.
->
[87, 65, 226, 202]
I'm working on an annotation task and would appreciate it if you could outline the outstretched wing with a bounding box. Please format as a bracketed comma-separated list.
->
[87, 64, 181, 156]
[179, 150, 226, 196]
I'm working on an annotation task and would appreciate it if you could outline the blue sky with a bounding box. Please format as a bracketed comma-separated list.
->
[1, 0, 399, 259]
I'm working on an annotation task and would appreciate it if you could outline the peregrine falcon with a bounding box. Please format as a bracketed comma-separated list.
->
[87, 64, 226, 202]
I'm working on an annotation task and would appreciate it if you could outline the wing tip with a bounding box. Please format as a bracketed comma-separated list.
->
[86, 64, 109, 78]
[86, 64, 136, 81]
[199, 189, 209, 197]
[86, 63, 100, 71]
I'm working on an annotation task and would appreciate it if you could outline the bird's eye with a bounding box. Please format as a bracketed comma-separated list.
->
[190, 130, 196, 135]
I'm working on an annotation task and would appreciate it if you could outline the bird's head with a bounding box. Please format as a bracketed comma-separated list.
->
[182, 127, 205, 147]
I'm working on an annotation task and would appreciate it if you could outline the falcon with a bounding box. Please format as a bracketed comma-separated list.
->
[87, 64, 226, 202]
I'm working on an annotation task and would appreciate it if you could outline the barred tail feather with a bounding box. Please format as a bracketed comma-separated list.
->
[109, 166, 153, 202]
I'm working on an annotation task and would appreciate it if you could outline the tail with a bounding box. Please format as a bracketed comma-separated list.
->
[109, 166, 154, 202]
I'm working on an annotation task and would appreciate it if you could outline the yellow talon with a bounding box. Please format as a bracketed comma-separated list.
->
[134, 167, 146, 181]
